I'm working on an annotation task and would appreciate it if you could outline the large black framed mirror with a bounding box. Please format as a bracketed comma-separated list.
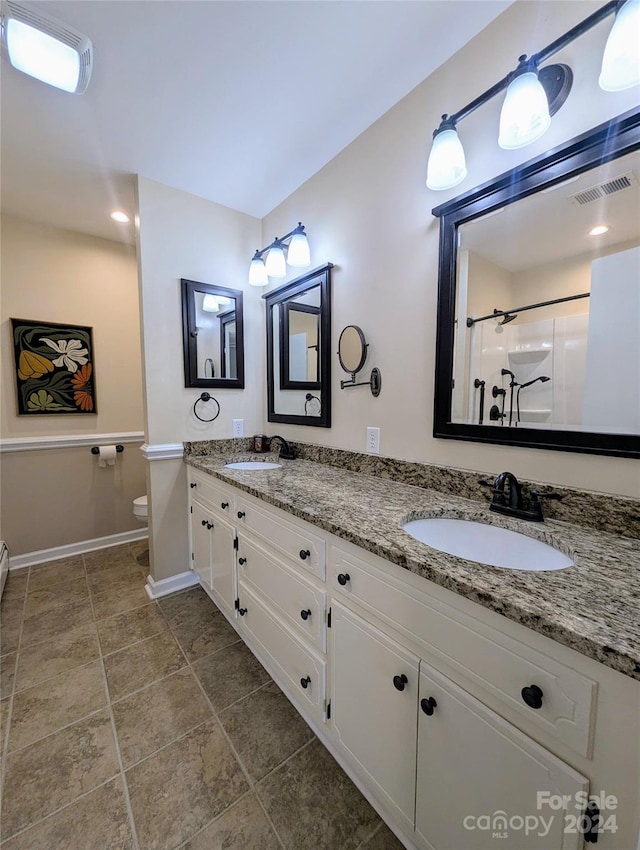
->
[264, 263, 332, 427]
[433, 108, 640, 458]
[181, 279, 244, 389]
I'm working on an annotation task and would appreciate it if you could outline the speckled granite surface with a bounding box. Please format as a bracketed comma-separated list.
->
[185, 448, 640, 682]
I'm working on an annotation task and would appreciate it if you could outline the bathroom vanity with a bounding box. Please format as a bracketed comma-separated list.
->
[186, 452, 640, 850]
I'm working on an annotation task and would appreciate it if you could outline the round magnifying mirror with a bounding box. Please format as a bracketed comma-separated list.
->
[338, 325, 367, 374]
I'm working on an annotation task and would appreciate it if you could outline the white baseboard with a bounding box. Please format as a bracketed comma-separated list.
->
[145, 569, 199, 599]
[8, 528, 149, 570]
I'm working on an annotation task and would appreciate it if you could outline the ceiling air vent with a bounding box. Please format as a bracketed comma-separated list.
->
[571, 172, 636, 206]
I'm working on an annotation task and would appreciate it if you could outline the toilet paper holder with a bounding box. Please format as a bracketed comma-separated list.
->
[91, 445, 124, 455]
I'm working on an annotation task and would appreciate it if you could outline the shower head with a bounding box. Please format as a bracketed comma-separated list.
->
[519, 376, 551, 389]
[501, 368, 516, 382]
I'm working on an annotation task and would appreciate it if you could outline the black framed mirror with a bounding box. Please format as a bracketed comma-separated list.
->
[264, 263, 332, 427]
[432, 108, 640, 459]
[181, 279, 244, 389]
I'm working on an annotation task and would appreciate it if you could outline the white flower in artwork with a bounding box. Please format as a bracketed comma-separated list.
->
[41, 338, 89, 373]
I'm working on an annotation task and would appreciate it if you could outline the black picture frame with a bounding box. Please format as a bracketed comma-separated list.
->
[280, 301, 321, 390]
[432, 108, 640, 458]
[181, 279, 244, 389]
[264, 264, 332, 428]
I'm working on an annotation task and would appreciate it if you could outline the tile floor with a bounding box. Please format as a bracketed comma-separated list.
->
[0, 543, 404, 850]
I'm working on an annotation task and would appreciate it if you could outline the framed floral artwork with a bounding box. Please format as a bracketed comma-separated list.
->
[11, 318, 97, 415]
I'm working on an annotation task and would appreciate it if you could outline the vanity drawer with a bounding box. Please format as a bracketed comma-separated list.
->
[238, 535, 326, 653]
[189, 468, 236, 520]
[235, 495, 325, 580]
[238, 581, 326, 723]
[329, 545, 597, 757]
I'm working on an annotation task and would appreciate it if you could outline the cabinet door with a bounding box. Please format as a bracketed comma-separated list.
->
[329, 600, 418, 832]
[416, 662, 588, 850]
[191, 500, 212, 589]
[210, 513, 236, 618]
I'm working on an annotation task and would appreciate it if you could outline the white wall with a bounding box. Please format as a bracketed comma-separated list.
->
[260, 0, 640, 498]
[135, 177, 261, 580]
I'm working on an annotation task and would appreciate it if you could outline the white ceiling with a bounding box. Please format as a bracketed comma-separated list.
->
[1, 0, 514, 244]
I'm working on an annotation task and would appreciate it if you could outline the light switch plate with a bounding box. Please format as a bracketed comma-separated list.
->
[366, 427, 380, 454]
[232, 419, 244, 437]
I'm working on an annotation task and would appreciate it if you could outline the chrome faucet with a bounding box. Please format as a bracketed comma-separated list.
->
[268, 435, 296, 460]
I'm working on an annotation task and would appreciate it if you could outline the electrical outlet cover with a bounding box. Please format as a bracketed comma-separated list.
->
[232, 419, 244, 437]
[366, 426, 380, 454]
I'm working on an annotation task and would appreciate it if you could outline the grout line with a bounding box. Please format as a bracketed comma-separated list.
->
[5, 702, 106, 758]
[85, 557, 142, 850]
[119, 716, 214, 774]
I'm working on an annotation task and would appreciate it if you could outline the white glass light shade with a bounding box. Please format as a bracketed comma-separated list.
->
[287, 232, 311, 267]
[202, 294, 220, 312]
[110, 210, 130, 223]
[498, 71, 551, 150]
[6, 18, 80, 91]
[426, 128, 467, 191]
[265, 244, 286, 277]
[249, 256, 268, 286]
[599, 0, 640, 91]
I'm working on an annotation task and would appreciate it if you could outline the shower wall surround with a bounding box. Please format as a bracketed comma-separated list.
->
[184, 440, 640, 540]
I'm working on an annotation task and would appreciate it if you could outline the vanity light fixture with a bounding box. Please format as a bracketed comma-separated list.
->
[248, 223, 311, 286]
[426, 0, 637, 190]
[0, 0, 93, 93]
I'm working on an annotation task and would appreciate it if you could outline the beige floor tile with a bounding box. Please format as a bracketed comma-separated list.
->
[157, 586, 216, 621]
[1, 710, 119, 840]
[0, 777, 134, 850]
[84, 546, 137, 573]
[113, 668, 212, 767]
[219, 680, 314, 781]
[92, 583, 150, 621]
[158, 587, 239, 663]
[192, 640, 270, 711]
[2, 570, 29, 600]
[23, 580, 89, 617]
[361, 823, 407, 849]
[15, 623, 100, 692]
[256, 738, 381, 850]
[27, 557, 85, 592]
[1, 613, 22, 656]
[127, 719, 249, 850]
[104, 629, 186, 702]
[20, 599, 94, 648]
[87, 562, 145, 596]
[181, 793, 280, 850]
[97, 604, 167, 655]
[9, 660, 106, 752]
[1, 651, 18, 698]
[1, 696, 9, 759]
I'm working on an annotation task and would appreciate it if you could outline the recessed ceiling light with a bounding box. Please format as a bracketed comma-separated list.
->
[589, 225, 610, 236]
[1, 0, 93, 94]
[110, 211, 130, 224]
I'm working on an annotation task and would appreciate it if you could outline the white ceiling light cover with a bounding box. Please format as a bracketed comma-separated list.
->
[1, 0, 93, 93]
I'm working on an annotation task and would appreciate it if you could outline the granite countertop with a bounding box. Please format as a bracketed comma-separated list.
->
[186, 452, 640, 682]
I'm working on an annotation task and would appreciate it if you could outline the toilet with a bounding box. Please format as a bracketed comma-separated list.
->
[133, 495, 148, 524]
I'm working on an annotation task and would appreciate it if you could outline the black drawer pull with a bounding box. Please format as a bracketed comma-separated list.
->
[238, 557, 247, 565]
[237, 511, 245, 519]
[190, 482, 197, 488]
[420, 696, 437, 716]
[299, 549, 311, 560]
[221, 502, 229, 509]
[521, 685, 543, 709]
[337, 573, 350, 586]
[238, 607, 247, 616]
[201, 519, 207, 527]
[300, 676, 311, 689]
[206, 522, 213, 530]
[300, 609, 311, 621]
[393, 674, 408, 692]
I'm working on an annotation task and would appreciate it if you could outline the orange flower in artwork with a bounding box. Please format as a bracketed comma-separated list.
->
[71, 363, 92, 388]
[72, 363, 93, 411]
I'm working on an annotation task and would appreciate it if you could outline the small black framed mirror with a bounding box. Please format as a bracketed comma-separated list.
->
[181, 279, 244, 389]
[264, 264, 332, 427]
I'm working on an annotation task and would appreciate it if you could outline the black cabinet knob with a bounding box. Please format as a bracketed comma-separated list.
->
[393, 674, 408, 692]
[221, 502, 229, 509]
[237, 511, 245, 519]
[201, 519, 207, 527]
[299, 549, 311, 560]
[190, 482, 197, 488]
[238, 607, 247, 616]
[300, 676, 311, 689]
[337, 573, 350, 586]
[239, 557, 247, 565]
[300, 609, 311, 621]
[521, 685, 543, 709]
[420, 696, 437, 716]
[207, 522, 213, 530]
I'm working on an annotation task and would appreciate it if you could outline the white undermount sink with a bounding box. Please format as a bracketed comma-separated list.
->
[402, 517, 574, 571]
[224, 461, 281, 470]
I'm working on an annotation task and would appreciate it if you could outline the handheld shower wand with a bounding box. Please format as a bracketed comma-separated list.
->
[501, 368, 517, 427]
[516, 376, 551, 426]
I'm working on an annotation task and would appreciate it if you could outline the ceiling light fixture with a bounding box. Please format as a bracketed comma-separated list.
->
[589, 224, 610, 235]
[110, 211, 130, 224]
[426, 0, 636, 191]
[0, 0, 93, 94]
[202, 295, 220, 312]
[248, 223, 311, 286]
